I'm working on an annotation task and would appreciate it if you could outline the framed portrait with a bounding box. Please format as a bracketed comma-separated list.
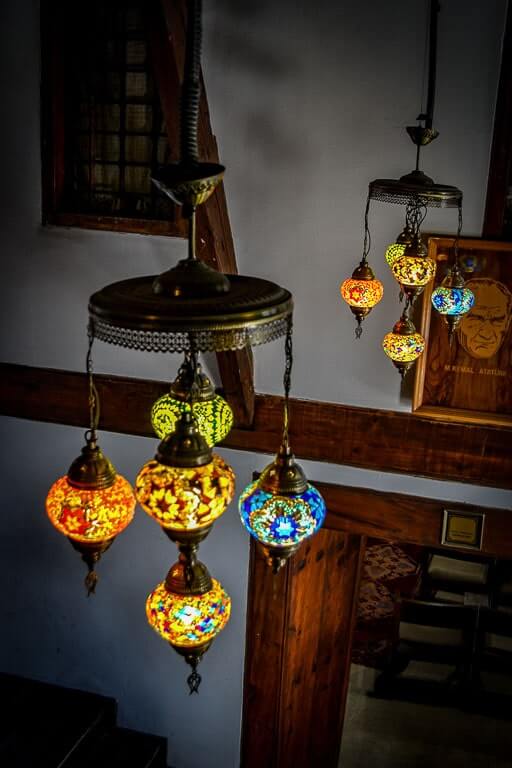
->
[412, 236, 512, 426]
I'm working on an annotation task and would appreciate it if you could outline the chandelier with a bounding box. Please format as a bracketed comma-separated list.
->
[45, 0, 325, 693]
[341, 0, 473, 376]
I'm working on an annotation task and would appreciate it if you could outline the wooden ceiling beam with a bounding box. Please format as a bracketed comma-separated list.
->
[1, 363, 511, 490]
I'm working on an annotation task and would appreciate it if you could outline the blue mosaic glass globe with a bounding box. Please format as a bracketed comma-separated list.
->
[238, 481, 326, 548]
[431, 286, 475, 316]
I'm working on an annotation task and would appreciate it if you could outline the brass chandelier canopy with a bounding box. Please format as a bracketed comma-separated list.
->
[369, 2, 462, 210]
[88, 0, 292, 355]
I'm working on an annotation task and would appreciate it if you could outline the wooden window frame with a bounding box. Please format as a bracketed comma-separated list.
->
[40, 0, 187, 238]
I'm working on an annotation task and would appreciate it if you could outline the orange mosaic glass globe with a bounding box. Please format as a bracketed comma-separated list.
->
[146, 578, 231, 649]
[135, 455, 235, 532]
[340, 277, 383, 309]
[46, 475, 136, 543]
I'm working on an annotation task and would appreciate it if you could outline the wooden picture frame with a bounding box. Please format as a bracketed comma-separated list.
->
[413, 236, 512, 427]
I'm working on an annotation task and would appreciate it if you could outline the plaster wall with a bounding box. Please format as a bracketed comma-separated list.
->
[0, 1, 510, 767]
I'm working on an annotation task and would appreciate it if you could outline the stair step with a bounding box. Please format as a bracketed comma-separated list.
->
[0, 673, 117, 768]
[64, 726, 167, 768]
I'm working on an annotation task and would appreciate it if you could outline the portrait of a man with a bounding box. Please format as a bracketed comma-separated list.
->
[457, 278, 512, 360]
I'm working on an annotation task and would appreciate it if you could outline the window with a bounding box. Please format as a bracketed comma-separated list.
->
[41, 0, 187, 237]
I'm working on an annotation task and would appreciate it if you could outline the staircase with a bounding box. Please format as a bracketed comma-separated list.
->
[0, 672, 168, 767]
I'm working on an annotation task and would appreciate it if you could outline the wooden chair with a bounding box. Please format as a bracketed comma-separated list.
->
[374, 599, 476, 700]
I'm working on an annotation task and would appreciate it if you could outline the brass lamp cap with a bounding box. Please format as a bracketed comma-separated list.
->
[259, 442, 308, 495]
[351, 261, 376, 281]
[392, 315, 417, 337]
[67, 433, 116, 490]
[156, 411, 212, 468]
[170, 359, 216, 403]
[165, 556, 213, 596]
[396, 224, 413, 245]
[442, 264, 465, 289]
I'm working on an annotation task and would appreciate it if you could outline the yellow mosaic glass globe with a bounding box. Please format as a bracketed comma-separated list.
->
[135, 455, 235, 532]
[391, 255, 436, 287]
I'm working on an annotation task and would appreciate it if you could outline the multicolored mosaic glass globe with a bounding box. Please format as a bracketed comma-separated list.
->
[382, 315, 425, 377]
[135, 455, 235, 533]
[240, 482, 325, 545]
[146, 551, 231, 693]
[146, 578, 231, 650]
[239, 446, 326, 572]
[151, 394, 233, 447]
[47, 474, 135, 543]
[431, 266, 475, 337]
[340, 261, 383, 336]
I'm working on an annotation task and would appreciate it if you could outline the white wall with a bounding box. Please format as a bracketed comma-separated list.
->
[0, 1, 510, 767]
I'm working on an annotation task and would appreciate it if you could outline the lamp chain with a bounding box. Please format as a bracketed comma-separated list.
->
[282, 316, 293, 444]
[452, 202, 463, 271]
[361, 194, 371, 264]
[86, 322, 100, 436]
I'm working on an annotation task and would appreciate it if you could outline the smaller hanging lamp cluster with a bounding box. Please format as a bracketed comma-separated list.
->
[46, 332, 136, 595]
[340, 0, 476, 377]
[239, 323, 326, 573]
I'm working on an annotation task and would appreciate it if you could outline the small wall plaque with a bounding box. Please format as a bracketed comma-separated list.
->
[441, 509, 485, 550]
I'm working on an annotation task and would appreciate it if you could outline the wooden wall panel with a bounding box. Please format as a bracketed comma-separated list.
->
[241, 533, 365, 768]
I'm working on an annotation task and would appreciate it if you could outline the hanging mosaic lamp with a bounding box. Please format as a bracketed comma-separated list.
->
[146, 547, 230, 693]
[382, 312, 425, 378]
[340, 259, 383, 338]
[151, 355, 233, 446]
[239, 443, 326, 573]
[238, 325, 326, 572]
[341, 196, 383, 338]
[46, 431, 135, 595]
[136, 409, 235, 548]
[46, 333, 136, 595]
[391, 233, 436, 302]
[431, 264, 475, 340]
